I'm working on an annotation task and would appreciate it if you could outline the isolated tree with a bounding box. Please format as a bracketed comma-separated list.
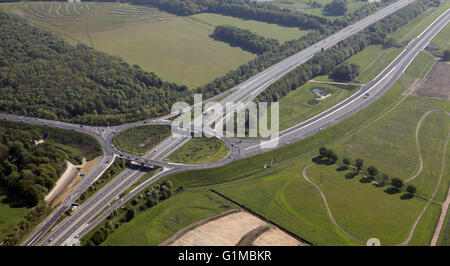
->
[391, 178, 404, 190]
[443, 50, 450, 61]
[330, 62, 360, 82]
[328, 151, 338, 163]
[125, 207, 136, 222]
[367, 165, 379, 177]
[319, 147, 328, 158]
[342, 158, 351, 167]
[355, 159, 364, 172]
[323, 0, 348, 16]
[406, 185, 417, 195]
[381, 173, 389, 184]
[384, 37, 397, 48]
[90, 228, 108, 246]
[146, 198, 157, 208]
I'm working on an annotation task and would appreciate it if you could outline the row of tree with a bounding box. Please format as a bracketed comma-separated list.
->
[194, 0, 399, 100]
[133, 0, 330, 29]
[319, 147, 417, 195]
[211, 25, 280, 54]
[84, 179, 177, 246]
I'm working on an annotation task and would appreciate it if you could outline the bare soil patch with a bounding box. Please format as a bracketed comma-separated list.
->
[168, 210, 304, 246]
[414, 62, 450, 100]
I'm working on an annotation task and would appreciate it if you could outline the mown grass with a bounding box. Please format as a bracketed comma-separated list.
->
[347, 45, 402, 83]
[161, 44, 449, 245]
[408, 203, 441, 246]
[214, 162, 358, 245]
[167, 137, 229, 164]
[431, 23, 450, 52]
[305, 163, 428, 245]
[113, 125, 171, 156]
[272, 82, 359, 131]
[389, 0, 450, 43]
[188, 12, 309, 43]
[101, 190, 235, 246]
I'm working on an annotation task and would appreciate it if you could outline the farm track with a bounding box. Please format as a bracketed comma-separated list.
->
[302, 165, 365, 244]
[302, 110, 450, 246]
[397, 115, 449, 246]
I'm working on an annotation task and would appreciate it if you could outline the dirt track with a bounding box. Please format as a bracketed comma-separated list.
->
[414, 62, 450, 100]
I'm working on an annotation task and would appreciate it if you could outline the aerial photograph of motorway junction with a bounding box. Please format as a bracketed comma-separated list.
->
[0, 0, 449, 254]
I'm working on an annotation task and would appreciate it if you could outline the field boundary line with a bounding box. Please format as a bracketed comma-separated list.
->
[210, 189, 312, 245]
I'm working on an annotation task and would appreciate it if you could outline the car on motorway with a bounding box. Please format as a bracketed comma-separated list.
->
[363, 93, 370, 98]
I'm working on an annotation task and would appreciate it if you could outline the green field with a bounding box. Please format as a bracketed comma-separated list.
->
[272, 82, 359, 131]
[431, 23, 450, 52]
[389, 0, 450, 43]
[188, 13, 309, 43]
[161, 43, 449, 245]
[347, 45, 402, 83]
[0, 2, 257, 88]
[0, 190, 28, 241]
[102, 191, 235, 246]
[273, 1, 449, 132]
[167, 137, 229, 164]
[272, 0, 370, 20]
[113, 125, 171, 156]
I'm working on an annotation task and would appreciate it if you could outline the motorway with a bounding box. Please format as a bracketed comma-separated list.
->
[3, 0, 446, 245]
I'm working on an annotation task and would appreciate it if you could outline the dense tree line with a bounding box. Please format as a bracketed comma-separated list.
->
[256, 0, 440, 103]
[194, 1, 394, 99]
[84, 179, 176, 246]
[0, 126, 68, 206]
[211, 25, 280, 54]
[0, 120, 103, 207]
[0, 120, 103, 163]
[0, 11, 192, 126]
[133, 0, 330, 30]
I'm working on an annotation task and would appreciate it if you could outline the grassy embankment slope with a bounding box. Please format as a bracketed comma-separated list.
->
[167, 138, 229, 164]
[0, 120, 103, 242]
[112, 125, 171, 156]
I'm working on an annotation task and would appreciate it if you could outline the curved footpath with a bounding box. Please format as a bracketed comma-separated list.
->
[302, 165, 365, 244]
[302, 110, 450, 246]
